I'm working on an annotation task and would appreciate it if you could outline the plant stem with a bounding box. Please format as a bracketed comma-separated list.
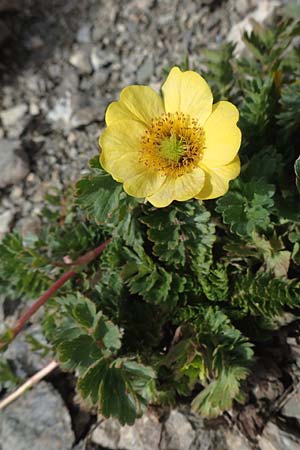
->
[0, 239, 110, 349]
[0, 360, 59, 410]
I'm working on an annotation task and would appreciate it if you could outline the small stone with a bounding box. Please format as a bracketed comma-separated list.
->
[281, 391, 300, 422]
[0, 210, 14, 240]
[69, 48, 92, 74]
[259, 421, 300, 450]
[160, 410, 195, 450]
[77, 24, 91, 43]
[47, 94, 73, 129]
[10, 185, 23, 201]
[137, 56, 154, 84]
[0, 139, 29, 188]
[0, 381, 74, 450]
[91, 417, 121, 448]
[4, 323, 52, 376]
[93, 70, 109, 86]
[235, 0, 251, 16]
[223, 428, 253, 450]
[118, 412, 162, 450]
[0, 103, 28, 128]
[90, 47, 116, 71]
[16, 216, 42, 238]
[70, 106, 101, 129]
[29, 102, 40, 116]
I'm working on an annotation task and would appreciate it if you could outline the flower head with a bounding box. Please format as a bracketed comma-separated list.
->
[99, 67, 241, 207]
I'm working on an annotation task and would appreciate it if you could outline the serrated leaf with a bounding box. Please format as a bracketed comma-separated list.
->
[78, 358, 108, 404]
[73, 297, 96, 329]
[58, 334, 102, 371]
[216, 179, 275, 237]
[93, 313, 122, 351]
[76, 165, 123, 224]
[100, 367, 137, 425]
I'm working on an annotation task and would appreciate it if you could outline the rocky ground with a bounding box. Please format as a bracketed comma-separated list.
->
[1, 0, 300, 449]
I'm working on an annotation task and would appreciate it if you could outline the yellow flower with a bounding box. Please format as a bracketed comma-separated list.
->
[99, 67, 241, 208]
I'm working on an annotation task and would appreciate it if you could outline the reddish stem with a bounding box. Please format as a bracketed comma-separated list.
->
[8, 239, 111, 343]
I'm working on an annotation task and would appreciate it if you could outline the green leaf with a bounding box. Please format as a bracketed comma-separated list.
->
[73, 297, 96, 329]
[78, 358, 108, 404]
[58, 334, 101, 371]
[93, 313, 122, 351]
[100, 367, 137, 425]
[0, 356, 20, 390]
[76, 159, 123, 224]
[216, 179, 275, 237]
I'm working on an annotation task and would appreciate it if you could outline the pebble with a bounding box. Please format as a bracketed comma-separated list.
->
[0, 139, 29, 188]
[77, 24, 92, 44]
[0, 210, 14, 240]
[0, 103, 28, 129]
[281, 391, 300, 422]
[69, 47, 93, 74]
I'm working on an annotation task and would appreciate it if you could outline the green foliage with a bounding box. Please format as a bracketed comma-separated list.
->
[1, 9, 300, 426]
[231, 274, 300, 317]
[0, 233, 50, 298]
[44, 293, 155, 424]
[202, 42, 235, 100]
[0, 357, 20, 390]
[216, 179, 275, 237]
[163, 308, 253, 417]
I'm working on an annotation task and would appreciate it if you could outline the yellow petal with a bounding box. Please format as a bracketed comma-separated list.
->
[202, 101, 241, 166]
[99, 119, 146, 182]
[162, 67, 213, 125]
[105, 86, 164, 126]
[196, 157, 240, 200]
[146, 167, 205, 207]
[124, 170, 166, 198]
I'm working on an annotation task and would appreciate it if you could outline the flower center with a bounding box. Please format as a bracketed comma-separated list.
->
[140, 112, 205, 177]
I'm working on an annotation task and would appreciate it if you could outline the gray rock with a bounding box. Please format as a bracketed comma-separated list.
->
[227, 1, 281, 56]
[118, 412, 162, 450]
[90, 48, 117, 71]
[4, 323, 52, 377]
[70, 106, 100, 129]
[77, 25, 92, 43]
[258, 421, 300, 450]
[137, 56, 154, 84]
[0, 139, 29, 188]
[223, 429, 253, 450]
[282, 391, 300, 422]
[0, 103, 28, 129]
[0, 210, 14, 240]
[47, 94, 74, 129]
[92, 411, 161, 450]
[161, 410, 196, 450]
[15, 215, 42, 239]
[92, 418, 121, 448]
[0, 381, 74, 450]
[69, 48, 92, 74]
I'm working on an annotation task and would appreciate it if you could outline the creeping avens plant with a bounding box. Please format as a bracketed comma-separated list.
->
[1, 11, 300, 426]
